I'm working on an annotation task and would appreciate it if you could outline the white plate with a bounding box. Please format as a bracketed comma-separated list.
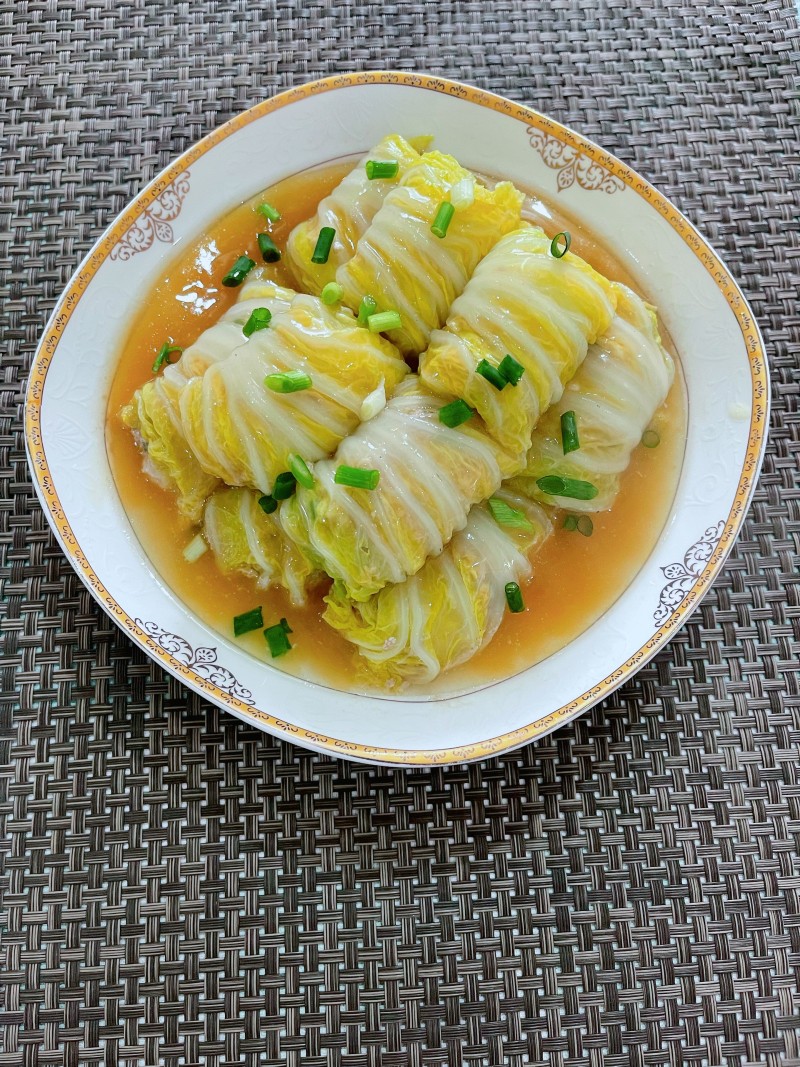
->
[25, 73, 768, 766]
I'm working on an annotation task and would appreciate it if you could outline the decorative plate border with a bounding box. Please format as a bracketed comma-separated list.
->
[654, 521, 726, 626]
[136, 620, 255, 705]
[25, 72, 769, 766]
[527, 127, 625, 194]
[109, 171, 191, 261]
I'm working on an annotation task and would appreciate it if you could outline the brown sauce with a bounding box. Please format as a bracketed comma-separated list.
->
[106, 159, 686, 698]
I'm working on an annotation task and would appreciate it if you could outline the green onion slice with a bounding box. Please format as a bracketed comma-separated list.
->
[550, 231, 571, 258]
[367, 310, 402, 333]
[439, 398, 475, 428]
[257, 201, 281, 223]
[560, 410, 580, 454]
[505, 582, 525, 614]
[641, 429, 661, 448]
[360, 381, 386, 421]
[365, 159, 399, 179]
[334, 465, 380, 490]
[431, 201, 455, 238]
[476, 359, 508, 391]
[320, 281, 343, 305]
[257, 233, 281, 263]
[577, 516, 594, 537]
[272, 471, 297, 500]
[488, 497, 534, 530]
[311, 226, 335, 264]
[498, 354, 525, 386]
[288, 453, 314, 489]
[258, 494, 278, 514]
[265, 370, 312, 393]
[279, 617, 293, 635]
[357, 295, 378, 326]
[183, 533, 207, 562]
[563, 515, 579, 532]
[449, 177, 475, 209]
[536, 475, 598, 500]
[243, 307, 272, 337]
[233, 606, 264, 637]
[222, 255, 256, 286]
[152, 342, 182, 374]
[264, 622, 292, 658]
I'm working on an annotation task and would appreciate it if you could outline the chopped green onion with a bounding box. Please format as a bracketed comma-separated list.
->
[320, 281, 343, 305]
[258, 494, 278, 514]
[243, 307, 272, 337]
[439, 398, 475, 428]
[505, 582, 525, 614]
[365, 159, 399, 179]
[264, 622, 292, 657]
[288, 453, 314, 489]
[360, 381, 386, 421]
[498, 354, 525, 386]
[536, 475, 598, 500]
[488, 497, 534, 530]
[334, 465, 380, 490]
[564, 513, 594, 537]
[311, 226, 335, 264]
[357, 295, 378, 325]
[272, 471, 297, 500]
[431, 201, 455, 238]
[265, 370, 313, 393]
[257, 233, 281, 263]
[222, 255, 256, 286]
[450, 177, 475, 209]
[550, 231, 571, 258]
[183, 533, 207, 562]
[233, 606, 264, 637]
[476, 359, 508, 391]
[152, 342, 182, 374]
[641, 429, 661, 448]
[368, 310, 402, 333]
[560, 410, 580, 454]
[257, 201, 281, 223]
[279, 617, 293, 634]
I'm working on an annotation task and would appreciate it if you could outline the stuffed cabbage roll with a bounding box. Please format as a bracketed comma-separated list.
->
[336, 152, 524, 356]
[324, 285, 675, 685]
[285, 134, 430, 295]
[121, 277, 297, 520]
[204, 486, 317, 606]
[280, 378, 521, 602]
[512, 284, 675, 511]
[419, 225, 618, 455]
[323, 490, 551, 686]
[180, 295, 408, 495]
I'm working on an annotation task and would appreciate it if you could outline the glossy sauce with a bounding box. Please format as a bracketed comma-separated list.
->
[106, 160, 686, 699]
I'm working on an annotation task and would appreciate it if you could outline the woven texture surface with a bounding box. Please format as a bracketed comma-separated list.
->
[2, 2, 800, 1064]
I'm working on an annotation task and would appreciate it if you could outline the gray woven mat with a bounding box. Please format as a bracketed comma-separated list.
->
[2, 2, 800, 1064]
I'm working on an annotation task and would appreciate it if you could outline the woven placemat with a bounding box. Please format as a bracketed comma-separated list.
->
[1, 2, 799, 1064]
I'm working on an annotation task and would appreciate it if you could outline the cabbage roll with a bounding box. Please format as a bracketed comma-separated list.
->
[280, 379, 521, 602]
[512, 284, 675, 511]
[204, 487, 317, 606]
[419, 225, 618, 455]
[324, 285, 675, 685]
[285, 134, 430, 295]
[336, 152, 524, 356]
[121, 277, 297, 521]
[323, 490, 551, 686]
[180, 295, 408, 495]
